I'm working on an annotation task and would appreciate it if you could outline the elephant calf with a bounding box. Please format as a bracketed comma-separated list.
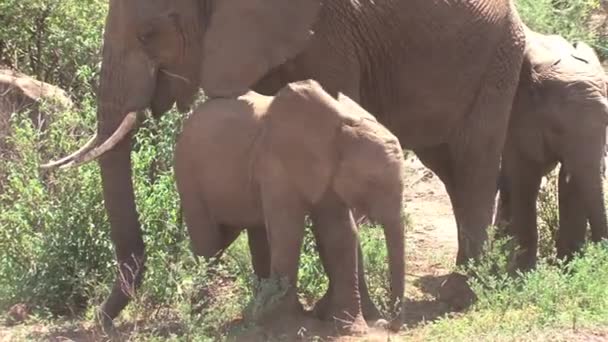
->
[174, 79, 406, 332]
[495, 29, 608, 270]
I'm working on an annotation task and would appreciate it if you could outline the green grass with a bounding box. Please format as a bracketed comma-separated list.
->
[407, 242, 608, 342]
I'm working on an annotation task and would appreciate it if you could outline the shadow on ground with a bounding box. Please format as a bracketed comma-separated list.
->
[403, 274, 455, 328]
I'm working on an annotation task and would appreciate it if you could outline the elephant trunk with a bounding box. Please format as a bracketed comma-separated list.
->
[40, 31, 156, 328]
[92, 41, 156, 328]
[584, 167, 608, 242]
[97, 136, 145, 327]
[381, 209, 405, 331]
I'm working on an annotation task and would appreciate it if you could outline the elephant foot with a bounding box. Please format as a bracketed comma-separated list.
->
[361, 294, 382, 322]
[370, 299, 404, 332]
[372, 318, 402, 332]
[337, 313, 368, 336]
[437, 272, 476, 311]
[514, 251, 537, 274]
[95, 309, 119, 338]
[312, 294, 368, 335]
[315, 288, 381, 323]
[245, 276, 304, 324]
[312, 291, 331, 319]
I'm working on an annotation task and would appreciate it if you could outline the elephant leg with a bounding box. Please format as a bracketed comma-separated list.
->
[556, 165, 587, 261]
[501, 150, 543, 271]
[415, 144, 458, 213]
[450, 23, 523, 266]
[427, 35, 521, 309]
[449, 145, 499, 265]
[448, 49, 522, 266]
[257, 180, 307, 320]
[416, 145, 481, 310]
[415, 146, 464, 256]
[312, 221, 380, 323]
[309, 223, 333, 317]
[247, 226, 270, 279]
[309, 195, 367, 333]
[356, 242, 382, 322]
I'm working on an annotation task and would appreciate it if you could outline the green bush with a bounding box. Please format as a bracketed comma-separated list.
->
[0, 104, 182, 314]
[0, 0, 107, 99]
[417, 242, 608, 341]
[516, 0, 608, 58]
[537, 172, 560, 261]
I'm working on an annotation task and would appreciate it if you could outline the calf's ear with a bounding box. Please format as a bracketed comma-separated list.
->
[261, 80, 341, 203]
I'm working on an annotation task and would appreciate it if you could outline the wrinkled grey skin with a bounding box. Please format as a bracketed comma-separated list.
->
[495, 28, 608, 270]
[43, 0, 526, 329]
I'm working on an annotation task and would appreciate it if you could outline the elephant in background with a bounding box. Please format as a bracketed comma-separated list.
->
[42, 0, 526, 328]
[174, 79, 406, 332]
[494, 28, 608, 270]
[1, 68, 72, 153]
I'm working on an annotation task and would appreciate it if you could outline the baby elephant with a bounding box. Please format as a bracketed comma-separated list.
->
[495, 29, 608, 270]
[174, 79, 406, 332]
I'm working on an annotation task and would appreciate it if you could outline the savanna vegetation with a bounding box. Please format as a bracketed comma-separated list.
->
[1, 0, 607, 340]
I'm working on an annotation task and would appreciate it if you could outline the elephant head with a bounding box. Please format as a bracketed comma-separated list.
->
[41, 0, 321, 327]
[261, 80, 406, 323]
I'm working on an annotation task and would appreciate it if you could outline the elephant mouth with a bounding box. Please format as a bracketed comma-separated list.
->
[40, 111, 138, 169]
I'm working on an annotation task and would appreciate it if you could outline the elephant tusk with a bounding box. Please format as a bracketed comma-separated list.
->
[60, 112, 138, 169]
[40, 135, 99, 169]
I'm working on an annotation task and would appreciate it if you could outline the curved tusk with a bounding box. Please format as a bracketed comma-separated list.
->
[60, 112, 138, 169]
[40, 135, 99, 169]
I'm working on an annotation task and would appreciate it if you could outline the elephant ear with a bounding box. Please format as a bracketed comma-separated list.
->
[262, 80, 343, 204]
[201, 0, 322, 98]
[571, 41, 603, 67]
[525, 32, 563, 73]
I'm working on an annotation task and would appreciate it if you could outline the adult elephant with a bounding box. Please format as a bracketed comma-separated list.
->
[43, 0, 526, 330]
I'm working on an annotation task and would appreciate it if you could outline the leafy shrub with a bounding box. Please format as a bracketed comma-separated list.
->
[516, 0, 608, 58]
[0, 103, 105, 311]
[537, 172, 560, 261]
[422, 241, 608, 340]
[0, 0, 107, 99]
